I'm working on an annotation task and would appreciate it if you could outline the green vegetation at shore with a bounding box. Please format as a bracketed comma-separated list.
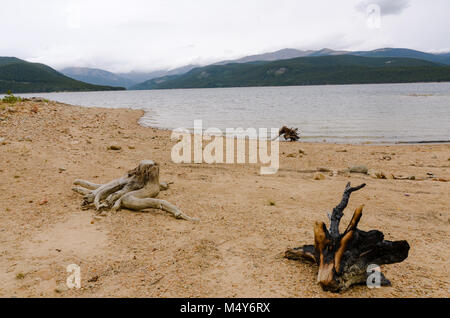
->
[1, 90, 22, 103]
[132, 55, 450, 90]
[0, 57, 125, 93]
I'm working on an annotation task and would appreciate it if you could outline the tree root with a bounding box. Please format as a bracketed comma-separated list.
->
[277, 126, 300, 141]
[72, 160, 198, 221]
[285, 183, 410, 292]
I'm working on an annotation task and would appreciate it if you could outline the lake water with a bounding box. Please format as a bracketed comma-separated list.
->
[20, 82, 450, 144]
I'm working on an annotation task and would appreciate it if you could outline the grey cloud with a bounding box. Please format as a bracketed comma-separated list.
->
[356, 0, 410, 16]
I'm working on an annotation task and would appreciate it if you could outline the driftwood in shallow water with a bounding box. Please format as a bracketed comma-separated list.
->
[72, 160, 198, 221]
[285, 183, 410, 292]
[278, 126, 300, 141]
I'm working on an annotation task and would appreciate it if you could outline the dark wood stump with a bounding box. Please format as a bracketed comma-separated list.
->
[278, 126, 300, 141]
[285, 183, 410, 292]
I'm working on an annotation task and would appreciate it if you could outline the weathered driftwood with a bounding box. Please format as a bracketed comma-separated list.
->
[72, 160, 198, 221]
[285, 183, 410, 292]
[277, 126, 300, 141]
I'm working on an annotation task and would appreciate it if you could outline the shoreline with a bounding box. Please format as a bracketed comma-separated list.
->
[395, 140, 450, 145]
[136, 111, 450, 146]
[130, 80, 450, 91]
[0, 99, 449, 298]
[136, 124, 450, 146]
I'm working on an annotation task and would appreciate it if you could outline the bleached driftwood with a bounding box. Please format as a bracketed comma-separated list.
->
[72, 160, 197, 221]
[285, 183, 410, 292]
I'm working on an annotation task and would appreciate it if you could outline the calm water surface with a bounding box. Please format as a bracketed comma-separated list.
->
[20, 82, 450, 143]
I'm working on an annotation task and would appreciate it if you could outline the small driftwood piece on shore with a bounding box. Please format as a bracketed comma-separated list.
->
[277, 126, 300, 141]
[72, 160, 198, 221]
[285, 183, 410, 292]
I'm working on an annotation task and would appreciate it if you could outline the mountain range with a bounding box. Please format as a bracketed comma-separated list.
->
[2, 47, 450, 93]
[0, 57, 124, 94]
[131, 55, 450, 90]
[60, 47, 450, 90]
[210, 47, 450, 66]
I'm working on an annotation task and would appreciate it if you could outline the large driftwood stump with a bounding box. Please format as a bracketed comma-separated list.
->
[285, 183, 410, 292]
[72, 160, 198, 221]
[277, 126, 300, 141]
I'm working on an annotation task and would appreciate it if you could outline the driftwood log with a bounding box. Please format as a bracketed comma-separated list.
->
[72, 160, 198, 221]
[277, 126, 300, 141]
[285, 183, 410, 292]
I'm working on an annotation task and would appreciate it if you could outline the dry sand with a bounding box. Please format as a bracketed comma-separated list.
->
[0, 99, 449, 298]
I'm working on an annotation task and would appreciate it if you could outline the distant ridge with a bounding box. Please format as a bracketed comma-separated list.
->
[213, 48, 314, 65]
[211, 48, 354, 66]
[0, 57, 124, 93]
[61, 67, 135, 89]
[212, 47, 450, 66]
[116, 64, 200, 84]
[349, 48, 450, 65]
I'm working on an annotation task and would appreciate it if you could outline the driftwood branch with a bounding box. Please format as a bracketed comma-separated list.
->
[72, 160, 198, 221]
[285, 183, 410, 292]
[330, 182, 366, 238]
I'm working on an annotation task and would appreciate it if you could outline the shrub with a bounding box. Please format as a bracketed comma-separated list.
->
[2, 90, 21, 104]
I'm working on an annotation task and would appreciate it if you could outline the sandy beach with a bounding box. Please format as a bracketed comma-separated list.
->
[0, 99, 448, 298]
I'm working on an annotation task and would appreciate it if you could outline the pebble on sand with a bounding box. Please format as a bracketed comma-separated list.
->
[371, 171, 387, 179]
[55, 283, 68, 293]
[108, 145, 122, 151]
[314, 173, 326, 180]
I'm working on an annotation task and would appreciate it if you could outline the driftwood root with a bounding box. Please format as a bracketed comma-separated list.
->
[277, 126, 300, 141]
[285, 183, 410, 292]
[72, 160, 198, 221]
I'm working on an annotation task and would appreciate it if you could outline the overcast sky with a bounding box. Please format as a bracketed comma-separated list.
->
[1, 0, 449, 73]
